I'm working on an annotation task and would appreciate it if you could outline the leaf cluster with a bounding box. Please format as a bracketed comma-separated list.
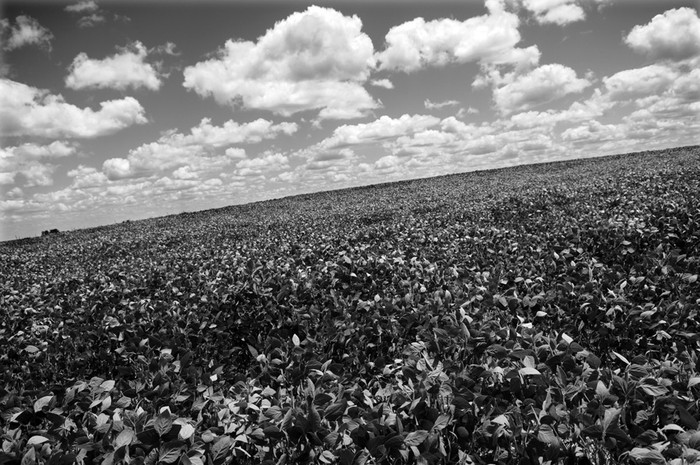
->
[1, 146, 699, 465]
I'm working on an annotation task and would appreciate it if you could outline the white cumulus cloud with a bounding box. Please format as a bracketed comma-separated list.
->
[492, 64, 590, 114]
[183, 6, 378, 120]
[320, 114, 441, 149]
[66, 41, 162, 91]
[370, 79, 394, 89]
[625, 8, 700, 62]
[561, 120, 622, 144]
[602, 64, 679, 101]
[236, 152, 289, 177]
[376, 1, 539, 73]
[67, 165, 109, 188]
[1, 15, 53, 51]
[0, 78, 147, 138]
[65, 1, 98, 13]
[521, 0, 585, 26]
[425, 99, 460, 109]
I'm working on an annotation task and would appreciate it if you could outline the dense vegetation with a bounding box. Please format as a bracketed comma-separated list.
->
[1, 146, 699, 465]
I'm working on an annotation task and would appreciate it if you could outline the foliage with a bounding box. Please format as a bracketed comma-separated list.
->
[1, 146, 699, 465]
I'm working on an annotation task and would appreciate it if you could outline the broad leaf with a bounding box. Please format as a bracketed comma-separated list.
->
[26, 436, 49, 447]
[154, 411, 173, 436]
[628, 447, 666, 464]
[404, 430, 429, 447]
[115, 428, 135, 448]
[537, 425, 561, 447]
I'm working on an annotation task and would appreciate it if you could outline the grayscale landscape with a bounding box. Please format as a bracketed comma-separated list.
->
[1, 1, 699, 464]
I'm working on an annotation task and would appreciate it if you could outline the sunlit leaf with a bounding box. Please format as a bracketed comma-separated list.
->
[26, 436, 49, 447]
[628, 447, 666, 464]
[115, 428, 135, 448]
[404, 430, 429, 447]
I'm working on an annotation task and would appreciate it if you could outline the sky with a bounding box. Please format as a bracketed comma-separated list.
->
[1, 0, 699, 241]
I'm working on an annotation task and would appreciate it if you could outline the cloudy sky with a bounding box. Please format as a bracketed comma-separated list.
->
[1, 0, 698, 240]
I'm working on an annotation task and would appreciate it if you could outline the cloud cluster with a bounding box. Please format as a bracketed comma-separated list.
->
[561, 7, 700, 150]
[103, 118, 297, 179]
[236, 152, 290, 177]
[0, 78, 147, 138]
[67, 165, 109, 189]
[1, 15, 53, 51]
[66, 41, 162, 91]
[376, 1, 539, 72]
[372, 1, 593, 115]
[0, 141, 77, 187]
[64, 0, 110, 28]
[183, 6, 378, 120]
[319, 114, 441, 150]
[5, 2, 700, 240]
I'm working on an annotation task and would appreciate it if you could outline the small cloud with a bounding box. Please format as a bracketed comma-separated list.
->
[424, 98, 460, 109]
[172, 166, 199, 180]
[521, 0, 585, 26]
[65, 1, 99, 13]
[1, 15, 53, 51]
[77, 13, 106, 28]
[370, 78, 394, 89]
[235, 152, 289, 177]
[102, 158, 133, 180]
[65, 0, 129, 28]
[152, 42, 179, 56]
[456, 107, 479, 118]
[225, 147, 246, 159]
[5, 187, 23, 199]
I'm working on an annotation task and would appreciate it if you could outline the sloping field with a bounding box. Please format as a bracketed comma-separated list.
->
[1, 146, 699, 465]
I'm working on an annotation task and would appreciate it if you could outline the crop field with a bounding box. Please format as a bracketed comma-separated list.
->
[1, 145, 699, 465]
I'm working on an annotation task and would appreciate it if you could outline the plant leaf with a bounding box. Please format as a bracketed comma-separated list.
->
[628, 447, 666, 464]
[638, 382, 667, 397]
[519, 367, 541, 376]
[26, 436, 49, 447]
[537, 424, 561, 447]
[404, 430, 429, 447]
[154, 411, 173, 436]
[33, 395, 53, 413]
[432, 414, 451, 431]
[21, 447, 36, 465]
[158, 443, 182, 464]
[611, 351, 630, 365]
[210, 436, 232, 463]
[115, 428, 135, 449]
[602, 408, 621, 433]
